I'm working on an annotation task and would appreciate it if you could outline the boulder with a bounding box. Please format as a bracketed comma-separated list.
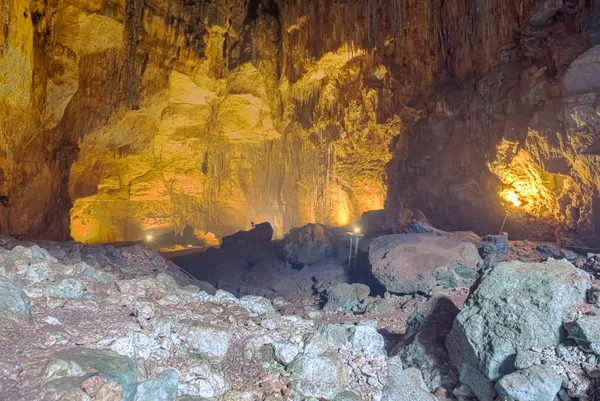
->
[382, 357, 438, 401]
[368, 234, 481, 294]
[446, 259, 591, 401]
[0, 275, 30, 319]
[495, 365, 562, 401]
[323, 283, 370, 313]
[563, 45, 600, 95]
[359, 208, 435, 237]
[392, 295, 460, 390]
[220, 222, 274, 248]
[565, 315, 600, 353]
[281, 223, 336, 266]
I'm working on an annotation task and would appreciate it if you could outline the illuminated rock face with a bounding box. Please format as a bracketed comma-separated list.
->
[2, 0, 600, 245]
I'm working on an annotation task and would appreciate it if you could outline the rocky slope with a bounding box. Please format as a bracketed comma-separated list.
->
[2, 1, 600, 246]
[3, 226, 600, 400]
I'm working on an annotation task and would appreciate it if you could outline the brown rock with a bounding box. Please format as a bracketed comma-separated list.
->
[368, 234, 481, 294]
[280, 224, 336, 266]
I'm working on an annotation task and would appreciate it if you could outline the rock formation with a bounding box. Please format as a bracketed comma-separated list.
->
[1, 0, 600, 246]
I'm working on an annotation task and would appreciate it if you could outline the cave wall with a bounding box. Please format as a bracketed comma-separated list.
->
[1, 0, 600, 245]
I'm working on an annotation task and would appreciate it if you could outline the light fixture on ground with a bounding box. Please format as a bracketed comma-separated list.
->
[145, 234, 153, 249]
[347, 227, 363, 268]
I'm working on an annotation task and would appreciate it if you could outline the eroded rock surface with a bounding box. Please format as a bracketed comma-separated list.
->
[2, 0, 600, 248]
[369, 234, 481, 294]
[446, 259, 591, 401]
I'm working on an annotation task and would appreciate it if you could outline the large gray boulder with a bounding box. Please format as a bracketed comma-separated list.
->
[369, 234, 481, 294]
[446, 259, 591, 401]
[563, 45, 600, 95]
[495, 365, 562, 401]
[0, 275, 30, 319]
[281, 223, 336, 266]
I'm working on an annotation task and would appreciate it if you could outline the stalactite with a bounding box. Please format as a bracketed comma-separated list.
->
[1, 0, 8, 55]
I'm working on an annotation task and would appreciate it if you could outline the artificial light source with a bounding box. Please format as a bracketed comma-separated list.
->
[146, 235, 152, 241]
[498, 190, 522, 235]
[354, 227, 361, 233]
[504, 190, 522, 207]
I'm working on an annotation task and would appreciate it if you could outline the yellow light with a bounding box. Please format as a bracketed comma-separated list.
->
[354, 227, 361, 233]
[503, 190, 522, 207]
[146, 235, 153, 241]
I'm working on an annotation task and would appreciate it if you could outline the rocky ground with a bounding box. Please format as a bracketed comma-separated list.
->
[3, 209, 600, 400]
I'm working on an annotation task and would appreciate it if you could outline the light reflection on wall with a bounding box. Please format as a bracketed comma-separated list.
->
[490, 139, 561, 218]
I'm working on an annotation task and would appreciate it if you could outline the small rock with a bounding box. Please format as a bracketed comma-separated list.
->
[239, 295, 275, 316]
[289, 352, 345, 400]
[0, 275, 30, 319]
[565, 315, 600, 352]
[135, 369, 179, 401]
[45, 278, 88, 299]
[272, 342, 300, 365]
[323, 283, 370, 313]
[333, 390, 363, 401]
[495, 365, 562, 401]
[95, 381, 124, 401]
[187, 323, 231, 361]
[556, 345, 572, 362]
[349, 323, 385, 356]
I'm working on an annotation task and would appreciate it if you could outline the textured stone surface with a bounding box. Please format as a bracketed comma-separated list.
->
[369, 234, 481, 294]
[0, 276, 30, 319]
[186, 324, 232, 361]
[0, 242, 391, 400]
[3, 0, 600, 248]
[49, 348, 138, 401]
[134, 369, 179, 401]
[446, 259, 591, 401]
[382, 357, 438, 401]
[495, 365, 562, 401]
[239, 295, 275, 316]
[563, 45, 600, 95]
[393, 295, 460, 391]
[281, 223, 336, 266]
[323, 283, 370, 313]
[565, 315, 600, 352]
[289, 352, 345, 400]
